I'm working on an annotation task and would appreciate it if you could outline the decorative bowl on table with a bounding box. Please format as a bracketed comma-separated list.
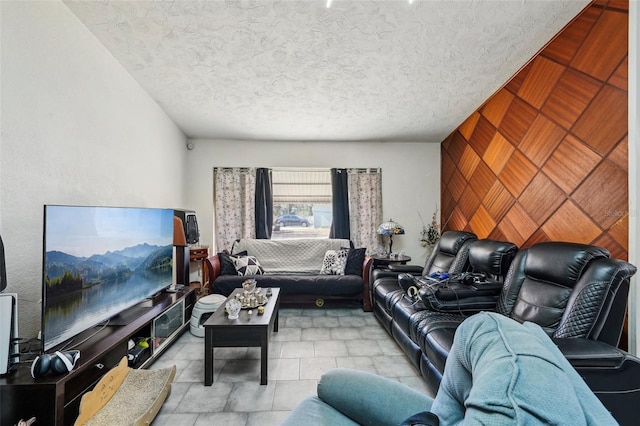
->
[242, 278, 257, 294]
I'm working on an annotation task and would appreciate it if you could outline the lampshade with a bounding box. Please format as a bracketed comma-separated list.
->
[173, 216, 187, 247]
[377, 219, 405, 236]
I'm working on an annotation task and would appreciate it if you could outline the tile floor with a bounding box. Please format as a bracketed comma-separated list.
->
[150, 306, 431, 426]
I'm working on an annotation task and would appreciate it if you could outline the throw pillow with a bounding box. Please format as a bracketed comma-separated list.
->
[343, 247, 366, 276]
[320, 249, 349, 275]
[231, 255, 265, 276]
[218, 251, 248, 276]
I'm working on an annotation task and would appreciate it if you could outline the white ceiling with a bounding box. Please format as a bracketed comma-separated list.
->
[64, 0, 589, 142]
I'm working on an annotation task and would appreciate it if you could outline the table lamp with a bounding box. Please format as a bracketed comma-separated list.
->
[377, 219, 405, 256]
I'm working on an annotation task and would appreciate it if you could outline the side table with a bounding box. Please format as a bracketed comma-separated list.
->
[189, 246, 209, 294]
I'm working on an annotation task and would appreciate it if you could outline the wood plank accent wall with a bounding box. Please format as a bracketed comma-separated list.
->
[441, 0, 629, 261]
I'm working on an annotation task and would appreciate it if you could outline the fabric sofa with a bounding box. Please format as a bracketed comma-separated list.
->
[206, 238, 373, 311]
[372, 239, 639, 424]
[282, 312, 618, 426]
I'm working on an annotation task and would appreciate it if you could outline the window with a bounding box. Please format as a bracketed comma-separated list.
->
[271, 168, 332, 239]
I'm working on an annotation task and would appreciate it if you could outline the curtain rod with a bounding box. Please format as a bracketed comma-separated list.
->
[213, 167, 381, 173]
[348, 168, 381, 173]
[213, 167, 253, 172]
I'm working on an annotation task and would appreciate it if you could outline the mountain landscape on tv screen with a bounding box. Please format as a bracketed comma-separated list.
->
[45, 243, 172, 297]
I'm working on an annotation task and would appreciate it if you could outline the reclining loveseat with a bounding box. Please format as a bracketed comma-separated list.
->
[372, 235, 640, 425]
[372, 230, 478, 332]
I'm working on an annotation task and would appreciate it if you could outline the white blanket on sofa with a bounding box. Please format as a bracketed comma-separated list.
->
[232, 238, 351, 274]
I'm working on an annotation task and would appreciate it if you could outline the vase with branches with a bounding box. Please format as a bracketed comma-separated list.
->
[419, 205, 440, 247]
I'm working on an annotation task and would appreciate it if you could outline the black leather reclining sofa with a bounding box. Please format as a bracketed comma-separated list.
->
[372, 231, 640, 425]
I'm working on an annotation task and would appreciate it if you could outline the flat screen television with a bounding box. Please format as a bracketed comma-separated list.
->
[41, 205, 174, 351]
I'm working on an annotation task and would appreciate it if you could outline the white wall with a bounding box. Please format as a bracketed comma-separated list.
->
[0, 1, 188, 337]
[184, 139, 440, 262]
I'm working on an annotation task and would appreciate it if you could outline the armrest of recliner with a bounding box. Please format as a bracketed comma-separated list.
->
[553, 338, 640, 425]
[371, 266, 420, 283]
[388, 264, 424, 274]
[553, 338, 626, 368]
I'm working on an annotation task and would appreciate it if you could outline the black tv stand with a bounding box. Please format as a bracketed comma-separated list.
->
[0, 287, 196, 426]
[108, 305, 153, 326]
[165, 284, 186, 294]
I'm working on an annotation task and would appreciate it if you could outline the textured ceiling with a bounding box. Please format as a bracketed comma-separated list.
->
[64, 0, 589, 142]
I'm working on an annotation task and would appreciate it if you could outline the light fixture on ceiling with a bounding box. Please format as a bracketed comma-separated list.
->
[326, 0, 332, 8]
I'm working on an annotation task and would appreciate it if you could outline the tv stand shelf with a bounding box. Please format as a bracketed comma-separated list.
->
[0, 287, 196, 426]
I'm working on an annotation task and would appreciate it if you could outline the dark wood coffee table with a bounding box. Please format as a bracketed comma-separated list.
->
[203, 288, 280, 385]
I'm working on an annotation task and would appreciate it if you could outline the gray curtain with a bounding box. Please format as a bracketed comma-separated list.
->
[255, 168, 273, 239]
[330, 168, 350, 239]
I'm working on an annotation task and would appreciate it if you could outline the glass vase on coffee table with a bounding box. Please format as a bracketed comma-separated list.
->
[226, 298, 241, 319]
